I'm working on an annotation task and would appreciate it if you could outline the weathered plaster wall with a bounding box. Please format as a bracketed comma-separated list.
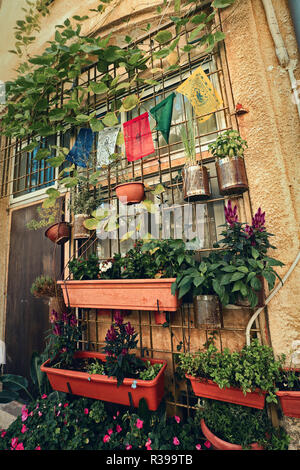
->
[0, 0, 299, 400]
[221, 0, 300, 359]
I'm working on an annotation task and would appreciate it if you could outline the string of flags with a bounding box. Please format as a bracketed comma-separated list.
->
[67, 66, 222, 168]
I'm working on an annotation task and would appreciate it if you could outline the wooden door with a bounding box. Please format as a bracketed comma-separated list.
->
[4, 202, 63, 381]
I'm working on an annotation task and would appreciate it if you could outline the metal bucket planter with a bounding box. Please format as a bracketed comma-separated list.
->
[73, 214, 90, 239]
[193, 295, 222, 329]
[182, 164, 210, 201]
[215, 156, 248, 195]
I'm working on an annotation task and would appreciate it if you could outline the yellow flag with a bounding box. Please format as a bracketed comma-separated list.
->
[176, 66, 223, 122]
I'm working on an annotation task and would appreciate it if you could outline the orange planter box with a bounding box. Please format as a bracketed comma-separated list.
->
[41, 351, 167, 411]
[276, 390, 300, 418]
[200, 419, 264, 450]
[57, 278, 178, 311]
[186, 375, 266, 409]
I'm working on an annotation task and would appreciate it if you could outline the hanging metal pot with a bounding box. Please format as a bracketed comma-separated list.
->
[73, 214, 90, 239]
[215, 156, 248, 195]
[193, 295, 221, 329]
[182, 164, 211, 201]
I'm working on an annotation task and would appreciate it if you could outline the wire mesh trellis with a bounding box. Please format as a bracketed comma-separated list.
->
[0, 7, 264, 416]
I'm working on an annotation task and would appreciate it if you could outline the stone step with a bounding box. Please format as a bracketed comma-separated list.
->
[0, 401, 23, 430]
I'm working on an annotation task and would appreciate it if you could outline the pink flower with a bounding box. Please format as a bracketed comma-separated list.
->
[64, 403, 68, 408]
[11, 437, 18, 449]
[41, 394, 47, 399]
[84, 408, 89, 415]
[1, 430, 6, 438]
[125, 444, 132, 450]
[204, 440, 211, 449]
[136, 419, 143, 429]
[145, 438, 152, 450]
[173, 437, 180, 446]
[196, 444, 202, 450]
[116, 425, 122, 433]
[21, 405, 28, 422]
[15, 442, 24, 450]
[103, 434, 110, 443]
[108, 429, 113, 436]
[21, 424, 27, 434]
[35, 446, 41, 450]
[174, 415, 180, 423]
[38, 411, 42, 417]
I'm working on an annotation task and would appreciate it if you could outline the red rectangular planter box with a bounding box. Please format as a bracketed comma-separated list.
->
[186, 375, 266, 409]
[57, 278, 178, 311]
[276, 391, 300, 418]
[41, 351, 167, 411]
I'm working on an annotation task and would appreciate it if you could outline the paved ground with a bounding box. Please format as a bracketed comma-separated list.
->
[0, 401, 23, 430]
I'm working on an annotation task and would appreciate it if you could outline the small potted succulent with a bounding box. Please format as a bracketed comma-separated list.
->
[197, 399, 290, 450]
[181, 110, 210, 201]
[208, 129, 248, 195]
[178, 339, 285, 409]
[41, 311, 167, 410]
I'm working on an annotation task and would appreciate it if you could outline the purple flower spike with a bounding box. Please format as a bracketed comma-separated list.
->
[224, 201, 239, 227]
[252, 207, 266, 231]
[105, 326, 117, 342]
[125, 322, 135, 336]
[114, 311, 124, 326]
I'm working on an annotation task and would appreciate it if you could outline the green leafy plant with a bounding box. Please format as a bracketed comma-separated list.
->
[68, 253, 101, 280]
[208, 129, 248, 159]
[30, 275, 61, 298]
[138, 361, 163, 381]
[26, 203, 62, 231]
[178, 339, 285, 403]
[196, 399, 290, 450]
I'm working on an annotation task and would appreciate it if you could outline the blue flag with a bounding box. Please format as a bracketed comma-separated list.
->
[67, 128, 94, 168]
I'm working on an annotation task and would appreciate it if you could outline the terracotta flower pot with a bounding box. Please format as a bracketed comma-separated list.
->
[215, 156, 248, 195]
[115, 182, 145, 205]
[276, 368, 300, 418]
[186, 375, 266, 409]
[45, 222, 71, 245]
[41, 351, 167, 411]
[57, 278, 179, 312]
[182, 164, 210, 201]
[200, 419, 264, 451]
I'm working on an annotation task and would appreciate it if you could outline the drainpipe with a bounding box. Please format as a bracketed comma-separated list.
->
[288, 0, 300, 51]
[246, 251, 300, 345]
[262, 0, 300, 119]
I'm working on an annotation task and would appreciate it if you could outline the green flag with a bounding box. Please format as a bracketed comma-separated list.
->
[150, 92, 176, 144]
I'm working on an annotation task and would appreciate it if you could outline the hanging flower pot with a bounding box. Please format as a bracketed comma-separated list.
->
[215, 156, 248, 195]
[193, 295, 221, 328]
[186, 375, 266, 409]
[200, 419, 264, 450]
[41, 351, 167, 411]
[182, 164, 210, 201]
[115, 182, 145, 205]
[154, 311, 167, 325]
[45, 222, 71, 245]
[73, 214, 90, 239]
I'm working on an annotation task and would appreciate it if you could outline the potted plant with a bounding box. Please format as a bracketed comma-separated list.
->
[208, 129, 248, 195]
[196, 399, 290, 450]
[178, 339, 285, 409]
[58, 239, 194, 312]
[211, 201, 284, 308]
[172, 257, 222, 329]
[70, 182, 103, 239]
[275, 345, 300, 418]
[30, 275, 65, 316]
[41, 311, 167, 410]
[181, 111, 210, 201]
[26, 201, 71, 245]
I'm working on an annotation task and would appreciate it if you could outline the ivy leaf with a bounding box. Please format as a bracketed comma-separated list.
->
[90, 117, 104, 133]
[119, 94, 139, 112]
[212, 0, 235, 8]
[102, 112, 119, 127]
[34, 148, 51, 161]
[154, 30, 172, 44]
[88, 81, 109, 94]
[189, 23, 206, 42]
